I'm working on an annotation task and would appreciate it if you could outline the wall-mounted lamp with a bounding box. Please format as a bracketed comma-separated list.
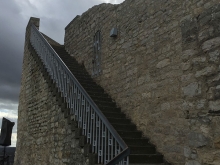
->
[110, 28, 118, 37]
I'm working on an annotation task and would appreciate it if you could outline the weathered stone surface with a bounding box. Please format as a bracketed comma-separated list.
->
[214, 136, 220, 149]
[209, 100, 220, 111]
[188, 132, 209, 147]
[195, 66, 215, 77]
[156, 59, 170, 69]
[192, 57, 206, 64]
[184, 146, 191, 158]
[198, 25, 214, 41]
[182, 82, 200, 97]
[209, 50, 220, 62]
[182, 62, 191, 71]
[185, 160, 201, 165]
[182, 49, 198, 61]
[201, 37, 220, 52]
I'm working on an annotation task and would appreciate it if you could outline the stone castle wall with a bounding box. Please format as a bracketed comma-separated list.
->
[14, 19, 88, 165]
[64, 0, 220, 164]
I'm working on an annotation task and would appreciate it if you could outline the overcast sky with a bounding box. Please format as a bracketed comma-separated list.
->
[0, 0, 124, 147]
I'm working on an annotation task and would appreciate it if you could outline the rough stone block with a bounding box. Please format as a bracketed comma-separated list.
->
[209, 50, 220, 62]
[71, 121, 78, 131]
[184, 146, 191, 158]
[156, 59, 170, 69]
[209, 100, 220, 111]
[185, 160, 201, 165]
[182, 62, 191, 71]
[182, 49, 198, 61]
[75, 128, 82, 139]
[198, 25, 214, 42]
[89, 153, 98, 165]
[188, 132, 209, 147]
[79, 136, 87, 147]
[214, 136, 220, 149]
[182, 82, 200, 97]
[192, 57, 206, 64]
[195, 66, 215, 77]
[84, 144, 92, 157]
[202, 37, 220, 52]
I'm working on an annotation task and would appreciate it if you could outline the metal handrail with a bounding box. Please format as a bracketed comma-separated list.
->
[30, 23, 129, 165]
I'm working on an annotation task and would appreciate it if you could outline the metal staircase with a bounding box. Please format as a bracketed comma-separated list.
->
[29, 23, 170, 165]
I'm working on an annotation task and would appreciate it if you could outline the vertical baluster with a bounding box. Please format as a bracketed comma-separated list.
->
[115, 139, 117, 159]
[53, 59, 56, 82]
[104, 126, 107, 164]
[59, 66, 63, 94]
[87, 104, 91, 143]
[50, 56, 53, 81]
[111, 134, 113, 160]
[44, 48, 47, 69]
[54, 61, 58, 86]
[83, 99, 87, 136]
[53, 59, 57, 83]
[80, 92, 83, 128]
[89, 107, 92, 144]
[61, 71, 65, 98]
[78, 91, 82, 127]
[69, 82, 74, 114]
[101, 121, 104, 164]
[108, 130, 110, 163]
[81, 96, 85, 135]
[47, 52, 50, 76]
[63, 73, 67, 102]
[76, 87, 78, 121]
[76, 88, 79, 122]
[92, 109, 95, 153]
[98, 117, 101, 164]
[95, 114, 98, 154]
[127, 156, 129, 165]
[57, 65, 62, 93]
[50, 56, 55, 82]
[66, 77, 70, 108]
[73, 86, 77, 119]
[36, 33, 39, 53]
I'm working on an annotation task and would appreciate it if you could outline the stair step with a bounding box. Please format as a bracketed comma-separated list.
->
[130, 154, 163, 164]
[123, 138, 150, 146]
[98, 106, 121, 113]
[130, 146, 156, 154]
[107, 117, 131, 124]
[111, 123, 136, 131]
[100, 108, 121, 114]
[82, 86, 105, 93]
[91, 95, 113, 102]
[95, 102, 116, 108]
[102, 112, 125, 119]
[87, 91, 109, 98]
[118, 130, 142, 138]
[129, 163, 167, 165]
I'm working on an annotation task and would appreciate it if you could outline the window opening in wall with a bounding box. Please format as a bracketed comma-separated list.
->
[92, 30, 101, 76]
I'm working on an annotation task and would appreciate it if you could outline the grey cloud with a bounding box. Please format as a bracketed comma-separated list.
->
[0, 0, 125, 104]
[0, 100, 18, 111]
[0, 1, 26, 103]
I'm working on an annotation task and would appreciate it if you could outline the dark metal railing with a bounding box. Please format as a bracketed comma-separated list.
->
[30, 23, 129, 165]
